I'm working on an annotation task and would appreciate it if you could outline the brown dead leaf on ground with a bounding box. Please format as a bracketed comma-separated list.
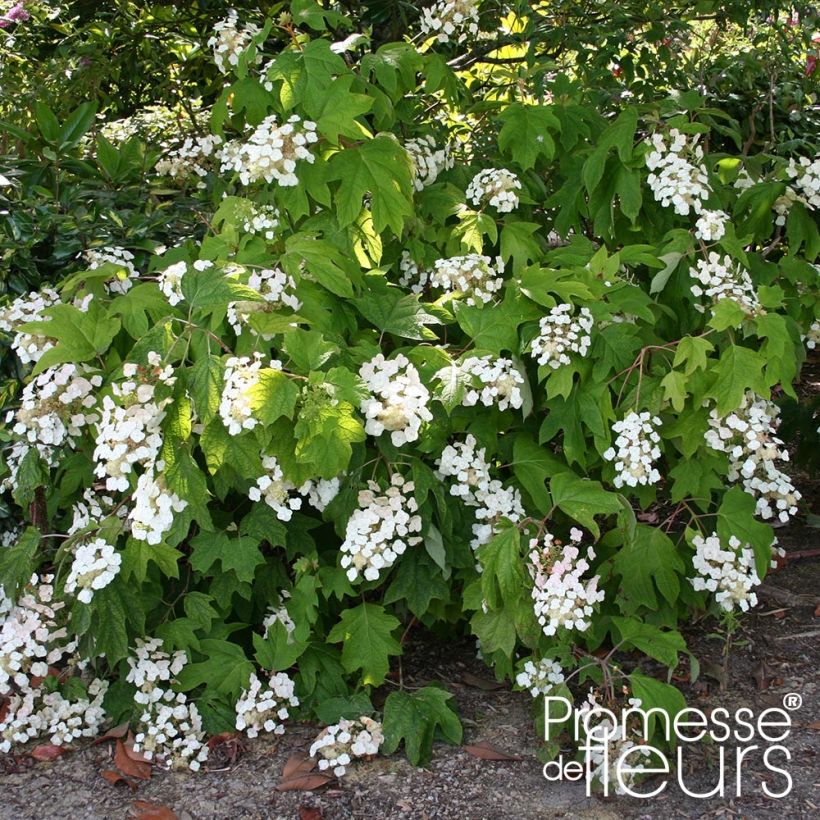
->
[461, 672, 505, 690]
[91, 722, 130, 746]
[282, 752, 317, 779]
[807, 721, 820, 730]
[115, 739, 152, 781]
[101, 769, 139, 790]
[298, 806, 323, 820]
[29, 744, 67, 762]
[132, 800, 178, 819]
[464, 741, 522, 761]
[275, 773, 334, 792]
[206, 731, 245, 767]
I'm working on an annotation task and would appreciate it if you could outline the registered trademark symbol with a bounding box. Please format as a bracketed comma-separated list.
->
[783, 693, 802, 710]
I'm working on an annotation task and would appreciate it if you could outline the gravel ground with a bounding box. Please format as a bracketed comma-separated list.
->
[2, 534, 818, 820]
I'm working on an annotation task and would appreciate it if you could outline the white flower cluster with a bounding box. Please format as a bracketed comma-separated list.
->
[0, 287, 60, 364]
[207, 9, 260, 74]
[515, 658, 565, 698]
[786, 155, 820, 210]
[577, 692, 652, 795]
[1, 676, 108, 755]
[405, 136, 453, 191]
[804, 320, 820, 350]
[8, 364, 101, 467]
[134, 689, 209, 771]
[64, 538, 122, 604]
[157, 259, 213, 307]
[704, 391, 801, 523]
[689, 252, 759, 317]
[155, 134, 223, 185]
[129, 466, 188, 544]
[220, 115, 319, 187]
[603, 411, 662, 489]
[690, 532, 761, 612]
[219, 353, 271, 436]
[466, 169, 522, 213]
[249, 455, 302, 521]
[263, 592, 296, 639]
[241, 203, 280, 239]
[126, 638, 187, 705]
[430, 254, 504, 306]
[435, 435, 524, 550]
[83, 246, 139, 294]
[227, 267, 301, 336]
[645, 130, 711, 216]
[340, 474, 422, 582]
[397, 251, 429, 294]
[235, 671, 299, 738]
[773, 187, 801, 226]
[694, 209, 728, 242]
[527, 530, 605, 636]
[93, 362, 173, 491]
[309, 716, 384, 777]
[420, 0, 480, 44]
[529, 303, 593, 369]
[359, 353, 432, 446]
[459, 355, 524, 411]
[297, 477, 341, 512]
[68, 488, 123, 536]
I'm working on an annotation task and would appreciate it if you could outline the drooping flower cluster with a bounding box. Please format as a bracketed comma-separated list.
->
[359, 354, 432, 446]
[430, 254, 504, 306]
[420, 0, 480, 44]
[127, 638, 208, 771]
[93, 361, 173, 491]
[405, 136, 453, 191]
[248, 455, 302, 521]
[155, 134, 223, 185]
[577, 692, 653, 795]
[0, 287, 60, 364]
[220, 114, 319, 187]
[207, 9, 260, 74]
[309, 716, 384, 777]
[644, 129, 711, 216]
[515, 657, 565, 698]
[157, 260, 186, 306]
[529, 303, 593, 369]
[694, 209, 728, 242]
[786, 155, 820, 210]
[235, 671, 299, 738]
[83, 246, 140, 294]
[68, 488, 123, 535]
[459, 355, 525, 411]
[603, 411, 662, 489]
[689, 532, 761, 613]
[219, 353, 270, 436]
[64, 538, 122, 604]
[262, 592, 296, 640]
[689, 252, 759, 317]
[704, 391, 801, 522]
[241, 203, 280, 240]
[8, 364, 101, 468]
[340, 474, 422, 582]
[527, 530, 605, 636]
[397, 250, 429, 294]
[297, 477, 341, 512]
[435, 435, 524, 550]
[466, 169, 522, 213]
[227, 266, 301, 336]
[129, 466, 188, 545]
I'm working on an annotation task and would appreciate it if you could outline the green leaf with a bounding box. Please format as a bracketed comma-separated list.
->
[328, 134, 414, 235]
[707, 346, 771, 415]
[184, 592, 220, 630]
[612, 617, 686, 668]
[356, 286, 441, 340]
[314, 692, 374, 724]
[717, 487, 774, 577]
[200, 420, 263, 477]
[189, 531, 264, 583]
[384, 551, 449, 617]
[247, 368, 300, 425]
[121, 538, 181, 583]
[327, 603, 401, 686]
[660, 370, 687, 412]
[470, 608, 517, 657]
[90, 584, 130, 665]
[59, 102, 97, 148]
[283, 233, 358, 297]
[188, 355, 224, 425]
[629, 672, 688, 743]
[548, 473, 621, 538]
[0, 527, 40, 598]
[500, 222, 541, 271]
[382, 686, 463, 766]
[253, 622, 308, 671]
[176, 639, 255, 698]
[477, 526, 525, 610]
[512, 434, 572, 514]
[612, 525, 685, 611]
[673, 336, 713, 376]
[497, 104, 558, 169]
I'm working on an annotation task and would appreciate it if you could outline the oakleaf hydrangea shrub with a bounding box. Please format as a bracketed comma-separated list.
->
[0, 2, 819, 776]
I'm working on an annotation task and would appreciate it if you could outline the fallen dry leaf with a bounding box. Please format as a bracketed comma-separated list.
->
[30, 744, 67, 762]
[464, 741, 522, 761]
[815, 604, 820, 618]
[282, 752, 317, 780]
[461, 672, 505, 691]
[115, 739, 152, 781]
[92, 722, 130, 746]
[132, 800, 178, 820]
[123, 733, 152, 764]
[807, 720, 820, 730]
[275, 773, 333, 792]
[299, 806, 323, 820]
[101, 769, 138, 790]
[753, 660, 778, 691]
